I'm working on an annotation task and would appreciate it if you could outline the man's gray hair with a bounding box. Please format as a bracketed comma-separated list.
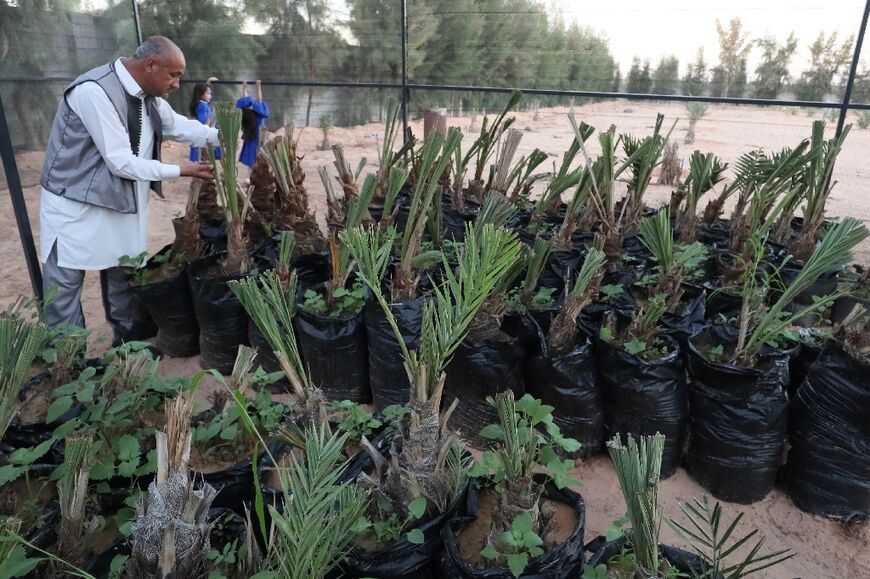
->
[132, 36, 178, 61]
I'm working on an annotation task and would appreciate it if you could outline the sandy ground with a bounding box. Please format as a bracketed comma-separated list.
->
[1, 99, 869, 577]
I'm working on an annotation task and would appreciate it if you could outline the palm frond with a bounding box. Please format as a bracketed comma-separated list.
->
[0, 315, 47, 439]
[229, 271, 310, 397]
[266, 425, 368, 579]
[607, 433, 665, 576]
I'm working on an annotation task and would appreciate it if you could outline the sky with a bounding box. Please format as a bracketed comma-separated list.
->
[550, 0, 866, 75]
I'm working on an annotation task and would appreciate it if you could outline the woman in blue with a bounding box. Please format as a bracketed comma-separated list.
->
[188, 82, 214, 161]
[236, 79, 269, 167]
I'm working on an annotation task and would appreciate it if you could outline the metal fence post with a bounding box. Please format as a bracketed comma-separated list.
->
[401, 0, 410, 145]
[131, 0, 143, 46]
[836, 0, 870, 138]
[0, 94, 43, 301]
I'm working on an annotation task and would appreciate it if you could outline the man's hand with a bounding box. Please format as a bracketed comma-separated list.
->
[180, 161, 214, 182]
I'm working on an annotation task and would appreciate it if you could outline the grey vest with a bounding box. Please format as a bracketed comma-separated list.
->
[40, 62, 164, 214]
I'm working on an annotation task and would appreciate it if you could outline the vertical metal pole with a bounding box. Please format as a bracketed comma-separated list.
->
[400, 0, 409, 144]
[836, 0, 870, 138]
[0, 94, 43, 301]
[131, 0, 143, 46]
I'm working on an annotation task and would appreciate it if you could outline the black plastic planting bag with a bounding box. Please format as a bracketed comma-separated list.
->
[443, 335, 526, 446]
[2, 372, 81, 466]
[438, 478, 586, 578]
[788, 339, 824, 398]
[597, 336, 687, 478]
[132, 264, 200, 358]
[539, 248, 583, 293]
[443, 206, 477, 242]
[365, 297, 425, 411]
[187, 255, 250, 374]
[526, 335, 604, 459]
[584, 536, 711, 576]
[340, 481, 471, 579]
[660, 287, 706, 348]
[686, 334, 790, 504]
[296, 306, 370, 402]
[784, 343, 870, 521]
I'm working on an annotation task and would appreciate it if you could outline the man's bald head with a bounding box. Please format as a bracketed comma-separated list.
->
[132, 36, 183, 63]
[125, 36, 186, 98]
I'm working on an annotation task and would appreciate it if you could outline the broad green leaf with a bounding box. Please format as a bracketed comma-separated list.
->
[512, 511, 534, 534]
[0, 465, 26, 485]
[45, 396, 74, 423]
[624, 339, 647, 355]
[115, 435, 140, 461]
[406, 528, 424, 545]
[506, 552, 529, 577]
[90, 457, 115, 481]
[9, 438, 54, 465]
[479, 424, 504, 440]
[117, 460, 137, 478]
[408, 497, 427, 519]
[480, 544, 500, 560]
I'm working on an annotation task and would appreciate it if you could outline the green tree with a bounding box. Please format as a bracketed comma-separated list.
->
[850, 66, 870, 104]
[682, 48, 707, 96]
[626, 57, 652, 94]
[652, 55, 680, 95]
[714, 18, 753, 97]
[562, 23, 616, 92]
[708, 66, 725, 97]
[137, 0, 258, 87]
[731, 58, 748, 98]
[794, 31, 854, 102]
[612, 69, 623, 92]
[752, 33, 798, 99]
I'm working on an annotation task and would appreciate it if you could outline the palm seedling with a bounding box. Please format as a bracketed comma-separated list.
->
[173, 178, 206, 259]
[730, 219, 869, 365]
[376, 97, 416, 201]
[463, 90, 522, 204]
[392, 128, 462, 302]
[505, 148, 550, 205]
[128, 384, 217, 578]
[229, 268, 327, 424]
[551, 166, 591, 251]
[210, 102, 250, 275]
[48, 328, 88, 389]
[313, 170, 382, 317]
[512, 237, 554, 313]
[467, 192, 523, 340]
[55, 433, 94, 568]
[342, 222, 522, 524]
[701, 149, 765, 226]
[547, 247, 607, 356]
[330, 144, 368, 203]
[607, 433, 666, 578]
[0, 305, 47, 440]
[620, 114, 676, 233]
[839, 304, 870, 362]
[262, 426, 368, 579]
[676, 151, 728, 244]
[639, 208, 707, 313]
[790, 121, 852, 262]
[261, 125, 325, 252]
[531, 123, 592, 223]
[569, 114, 664, 270]
[668, 496, 794, 578]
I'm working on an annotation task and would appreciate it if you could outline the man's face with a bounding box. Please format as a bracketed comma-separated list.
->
[142, 51, 185, 98]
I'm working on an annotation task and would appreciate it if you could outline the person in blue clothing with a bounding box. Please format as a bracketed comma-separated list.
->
[236, 79, 269, 167]
[188, 82, 213, 161]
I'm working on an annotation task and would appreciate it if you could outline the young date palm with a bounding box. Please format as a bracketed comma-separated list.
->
[607, 433, 666, 579]
[342, 223, 522, 519]
[731, 218, 869, 365]
[210, 102, 250, 274]
[676, 151, 727, 244]
[791, 121, 852, 262]
[547, 248, 606, 356]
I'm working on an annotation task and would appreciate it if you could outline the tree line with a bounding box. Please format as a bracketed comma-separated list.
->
[1, 1, 868, 149]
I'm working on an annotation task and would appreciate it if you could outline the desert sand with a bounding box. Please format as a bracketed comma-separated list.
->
[1, 99, 868, 577]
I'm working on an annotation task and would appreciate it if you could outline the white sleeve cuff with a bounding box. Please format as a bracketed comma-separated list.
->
[160, 164, 182, 180]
